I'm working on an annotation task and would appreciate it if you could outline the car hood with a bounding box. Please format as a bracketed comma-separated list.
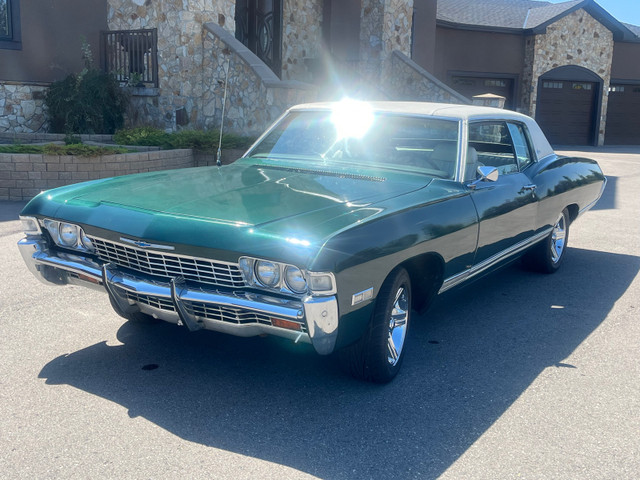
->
[24, 159, 435, 265]
[67, 161, 426, 226]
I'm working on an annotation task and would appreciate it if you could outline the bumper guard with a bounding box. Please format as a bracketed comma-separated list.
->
[18, 236, 339, 355]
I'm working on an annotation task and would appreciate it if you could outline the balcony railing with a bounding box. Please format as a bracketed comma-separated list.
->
[100, 28, 158, 87]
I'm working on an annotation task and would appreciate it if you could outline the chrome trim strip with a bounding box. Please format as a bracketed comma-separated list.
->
[578, 177, 607, 217]
[439, 228, 552, 294]
[120, 237, 176, 250]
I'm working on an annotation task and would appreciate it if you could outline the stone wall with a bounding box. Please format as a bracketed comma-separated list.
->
[0, 83, 49, 134]
[106, 0, 317, 134]
[384, 51, 470, 104]
[200, 23, 317, 136]
[107, 0, 237, 131]
[360, 0, 414, 86]
[0, 149, 194, 201]
[523, 8, 614, 144]
[282, 0, 323, 82]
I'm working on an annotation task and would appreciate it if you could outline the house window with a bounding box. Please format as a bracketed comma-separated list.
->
[572, 83, 592, 90]
[0, 0, 11, 38]
[543, 81, 563, 89]
[0, 0, 20, 49]
[453, 77, 475, 86]
[609, 86, 625, 93]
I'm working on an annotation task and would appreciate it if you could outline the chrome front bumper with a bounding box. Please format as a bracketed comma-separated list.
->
[18, 236, 339, 355]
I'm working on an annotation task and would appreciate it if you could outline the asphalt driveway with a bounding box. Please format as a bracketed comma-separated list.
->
[0, 147, 638, 479]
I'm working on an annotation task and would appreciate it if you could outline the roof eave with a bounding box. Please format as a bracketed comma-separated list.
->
[437, 0, 640, 43]
[436, 19, 527, 36]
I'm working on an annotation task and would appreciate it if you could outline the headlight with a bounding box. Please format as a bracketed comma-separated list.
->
[59, 223, 79, 247]
[284, 266, 307, 293]
[239, 256, 314, 295]
[81, 232, 94, 250]
[255, 260, 280, 287]
[43, 219, 94, 252]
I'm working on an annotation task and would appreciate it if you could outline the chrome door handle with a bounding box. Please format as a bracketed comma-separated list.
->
[523, 184, 537, 191]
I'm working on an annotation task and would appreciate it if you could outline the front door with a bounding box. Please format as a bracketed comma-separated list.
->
[235, 0, 282, 77]
[467, 121, 538, 265]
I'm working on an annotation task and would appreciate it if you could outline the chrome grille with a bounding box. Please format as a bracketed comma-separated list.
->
[90, 237, 245, 287]
[119, 289, 307, 333]
[185, 301, 308, 333]
[124, 291, 175, 312]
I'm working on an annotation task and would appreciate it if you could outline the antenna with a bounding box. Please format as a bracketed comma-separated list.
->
[217, 57, 231, 167]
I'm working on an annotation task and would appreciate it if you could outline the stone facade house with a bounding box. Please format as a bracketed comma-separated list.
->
[414, 0, 640, 145]
[2, 0, 640, 145]
[1, 0, 465, 137]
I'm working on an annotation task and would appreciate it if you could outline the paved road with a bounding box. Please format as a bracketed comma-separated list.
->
[1, 148, 638, 479]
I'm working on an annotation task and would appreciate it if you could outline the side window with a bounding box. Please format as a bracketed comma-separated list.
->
[468, 122, 518, 176]
[507, 123, 534, 171]
[0, 0, 20, 49]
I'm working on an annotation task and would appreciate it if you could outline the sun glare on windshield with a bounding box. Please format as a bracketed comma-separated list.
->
[330, 99, 375, 140]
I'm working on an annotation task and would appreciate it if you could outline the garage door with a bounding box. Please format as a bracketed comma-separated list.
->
[605, 84, 640, 145]
[536, 80, 597, 145]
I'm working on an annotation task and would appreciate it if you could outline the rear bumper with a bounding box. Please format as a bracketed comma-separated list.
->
[18, 236, 339, 355]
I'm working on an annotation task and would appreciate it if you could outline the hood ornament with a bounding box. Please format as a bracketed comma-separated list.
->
[120, 237, 175, 251]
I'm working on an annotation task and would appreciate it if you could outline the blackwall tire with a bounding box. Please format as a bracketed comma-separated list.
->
[340, 267, 412, 383]
[524, 208, 570, 274]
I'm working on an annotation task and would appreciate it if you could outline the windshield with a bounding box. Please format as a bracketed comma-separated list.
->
[246, 107, 461, 179]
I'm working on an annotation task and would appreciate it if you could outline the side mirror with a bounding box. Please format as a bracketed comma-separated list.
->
[477, 166, 499, 182]
[467, 166, 499, 189]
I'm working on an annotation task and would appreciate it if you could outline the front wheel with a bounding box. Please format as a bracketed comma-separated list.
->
[524, 208, 570, 273]
[340, 267, 412, 383]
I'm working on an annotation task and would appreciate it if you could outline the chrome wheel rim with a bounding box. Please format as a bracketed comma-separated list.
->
[387, 286, 409, 366]
[550, 213, 567, 264]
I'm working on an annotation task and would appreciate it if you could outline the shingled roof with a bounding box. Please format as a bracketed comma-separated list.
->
[437, 0, 640, 41]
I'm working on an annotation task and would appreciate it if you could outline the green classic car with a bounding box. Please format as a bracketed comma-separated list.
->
[18, 101, 606, 382]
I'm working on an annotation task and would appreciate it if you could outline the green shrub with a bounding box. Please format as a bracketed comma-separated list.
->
[45, 69, 129, 135]
[113, 126, 170, 146]
[0, 144, 131, 156]
[114, 127, 254, 151]
[45, 40, 129, 135]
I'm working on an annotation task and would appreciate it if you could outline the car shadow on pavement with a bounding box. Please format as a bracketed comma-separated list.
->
[38, 246, 639, 479]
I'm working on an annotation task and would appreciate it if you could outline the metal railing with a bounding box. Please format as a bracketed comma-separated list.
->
[100, 28, 158, 87]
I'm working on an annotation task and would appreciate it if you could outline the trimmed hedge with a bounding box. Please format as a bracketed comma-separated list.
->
[0, 144, 132, 156]
[114, 127, 254, 151]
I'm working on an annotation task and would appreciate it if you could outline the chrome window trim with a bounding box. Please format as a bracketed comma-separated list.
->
[439, 228, 553, 294]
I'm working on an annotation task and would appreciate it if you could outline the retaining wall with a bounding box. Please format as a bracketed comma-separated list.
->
[0, 148, 246, 201]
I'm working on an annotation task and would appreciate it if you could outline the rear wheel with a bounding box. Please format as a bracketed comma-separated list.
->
[340, 267, 411, 383]
[524, 208, 570, 273]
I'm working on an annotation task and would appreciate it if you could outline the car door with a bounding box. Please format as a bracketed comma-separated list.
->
[467, 121, 538, 265]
